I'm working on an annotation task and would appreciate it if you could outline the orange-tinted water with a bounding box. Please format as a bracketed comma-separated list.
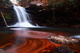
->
[0, 28, 80, 53]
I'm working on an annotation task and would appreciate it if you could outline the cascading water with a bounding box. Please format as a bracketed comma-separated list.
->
[9, 0, 38, 27]
[13, 5, 36, 27]
[10, 5, 36, 27]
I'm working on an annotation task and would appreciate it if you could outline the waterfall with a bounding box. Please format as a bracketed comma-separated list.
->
[10, 5, 37, 27]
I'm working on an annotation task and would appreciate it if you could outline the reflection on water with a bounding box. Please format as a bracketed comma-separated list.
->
[0, 28, 80, 53]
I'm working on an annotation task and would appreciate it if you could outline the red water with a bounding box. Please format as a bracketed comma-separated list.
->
[0, 30, 80, 53]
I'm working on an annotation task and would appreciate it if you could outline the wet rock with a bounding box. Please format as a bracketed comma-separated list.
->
[56, 46, 74, 53]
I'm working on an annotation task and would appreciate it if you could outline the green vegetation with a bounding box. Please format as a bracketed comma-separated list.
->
[48, 0, 78, 8]
[4, 13, 11, 19]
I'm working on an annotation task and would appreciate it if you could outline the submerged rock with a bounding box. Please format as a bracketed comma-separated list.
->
[56, 46, 74, 53]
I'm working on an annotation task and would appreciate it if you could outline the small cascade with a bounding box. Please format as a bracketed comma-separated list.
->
[10, 5, 37, 27]
[9, 0, 40, 27]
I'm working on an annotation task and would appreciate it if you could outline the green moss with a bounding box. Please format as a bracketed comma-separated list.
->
[4, 13, 12, 19]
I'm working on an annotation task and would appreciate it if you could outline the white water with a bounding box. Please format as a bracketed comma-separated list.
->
[71, 35, 80, 38]
[10, 5, 37, 27]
